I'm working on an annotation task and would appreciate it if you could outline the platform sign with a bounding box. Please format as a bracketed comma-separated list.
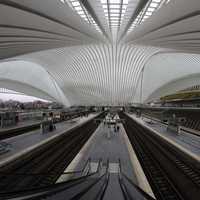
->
[167, 116, 180, 134]
[94, 118, 125, 124]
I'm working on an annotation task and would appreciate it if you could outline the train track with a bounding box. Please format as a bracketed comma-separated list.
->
[120, 112, 200, 200]
[0, 112, 106, 193]
[0, 111, 95, 141]
[0, 122, 40, 140]
[142, 113, 200, 138]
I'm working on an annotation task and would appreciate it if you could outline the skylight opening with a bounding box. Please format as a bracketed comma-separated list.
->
[59, 0, 102, 33]
[128, 0, 171, 33]
[100, 0, 129, 32]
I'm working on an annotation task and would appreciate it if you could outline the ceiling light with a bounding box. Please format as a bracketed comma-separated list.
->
[61, 0, 102, 34]
[150, 2, 158, 7]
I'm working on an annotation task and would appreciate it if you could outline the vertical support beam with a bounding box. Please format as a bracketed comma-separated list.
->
[80, 0, 109, 39]
[107, 0, 111, 30]
[118, 0, 123, 32]
[140, 67, 145, 105]
[120, 0, 149, 40]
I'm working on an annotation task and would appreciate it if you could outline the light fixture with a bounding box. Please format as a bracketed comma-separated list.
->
[100, 0, 129, 33]
[59, 0, 102, 33]
[128, 0, 170, 33]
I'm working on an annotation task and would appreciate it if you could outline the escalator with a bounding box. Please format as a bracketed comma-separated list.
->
[0, 158, 107, 200]
[0, 159, 156, 200]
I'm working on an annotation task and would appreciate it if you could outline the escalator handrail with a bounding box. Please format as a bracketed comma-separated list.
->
[0, 158, 104, 198]
[118, 158, 156, 200]
[5, 173, 108, 200]
[96, 158, 103, 174]
[67, 157, 91, 175]
[63, 158, 106, 200]
[67, 173, 107, 200]
[122, 172, 156, 200]
[38, 158, 105, 200]
[0, 171, 97, 195]
[73, 158, 110, 200]
[0, 158, 92, 177]
[97, 158, 110, 200]
[118, 158, 131, 200]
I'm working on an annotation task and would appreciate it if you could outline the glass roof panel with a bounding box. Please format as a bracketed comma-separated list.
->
[100, 0, 129, 35]
[127, 0, 171, 33]
[59, 0, 102, 33]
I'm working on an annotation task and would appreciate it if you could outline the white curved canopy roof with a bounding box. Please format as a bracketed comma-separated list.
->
[0, 0, 200, 106]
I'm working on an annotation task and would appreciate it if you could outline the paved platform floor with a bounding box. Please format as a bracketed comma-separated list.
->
[0, 119, 41, 133]
[74, 123, 136, 181]
[69, 122, 144, 200]
[0, 114, 98, 167]
[128, 114, 200, 161]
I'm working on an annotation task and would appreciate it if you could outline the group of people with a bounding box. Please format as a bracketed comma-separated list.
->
[41, 112, 56, 133]
[103, 113, 120, 139]
[114, 124, 120, 132]
[104, 123, 120, 139]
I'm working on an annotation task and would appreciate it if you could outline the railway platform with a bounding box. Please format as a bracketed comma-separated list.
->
[0, 119, 41, 140]
[128, 113, 200, 162]
[57, 118, 155, 199]
[0, 113, 98, 168]
[0, 120, 41, 134]
[0, 119, 41, 133]
[66, 123, 136, 180]
[1, 113, 198, 200]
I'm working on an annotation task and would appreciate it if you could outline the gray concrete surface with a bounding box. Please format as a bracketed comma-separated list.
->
[0, 114, 98, 167]
[0, 119, 41, 133]
[74, 123, 137, 181]
[128, 114, 200, 159]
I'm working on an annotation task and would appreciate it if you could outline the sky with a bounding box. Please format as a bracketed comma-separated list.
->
[0, 93, 50, 102]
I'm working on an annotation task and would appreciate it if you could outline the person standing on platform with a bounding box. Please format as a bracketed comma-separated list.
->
[15, 115, 19, 125]
[117, 125, 120, 132]
[41, 113, 47, 133]
[49, 112, 55, 132]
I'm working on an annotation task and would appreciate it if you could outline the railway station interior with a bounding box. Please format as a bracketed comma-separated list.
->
[0, 0, 200, 199]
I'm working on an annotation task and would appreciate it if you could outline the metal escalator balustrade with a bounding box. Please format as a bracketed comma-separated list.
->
[0, 158, 105, 200]
[0, 112, 107, 193]
[118, 158, 156, 200]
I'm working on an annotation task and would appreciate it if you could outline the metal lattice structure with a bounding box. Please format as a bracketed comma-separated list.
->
[0, 0, 200, 106]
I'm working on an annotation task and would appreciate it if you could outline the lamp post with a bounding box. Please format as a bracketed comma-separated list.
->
[139, 66, 145, 106]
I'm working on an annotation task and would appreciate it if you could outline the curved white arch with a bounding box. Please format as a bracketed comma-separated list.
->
[137, 52, 200, 102]
[0, 60, 70, 106]
[13, 44, 161, 105]
[1, 1, 200, 106]
[146, 73, 200, 102]
[4, 46, 200, 106]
